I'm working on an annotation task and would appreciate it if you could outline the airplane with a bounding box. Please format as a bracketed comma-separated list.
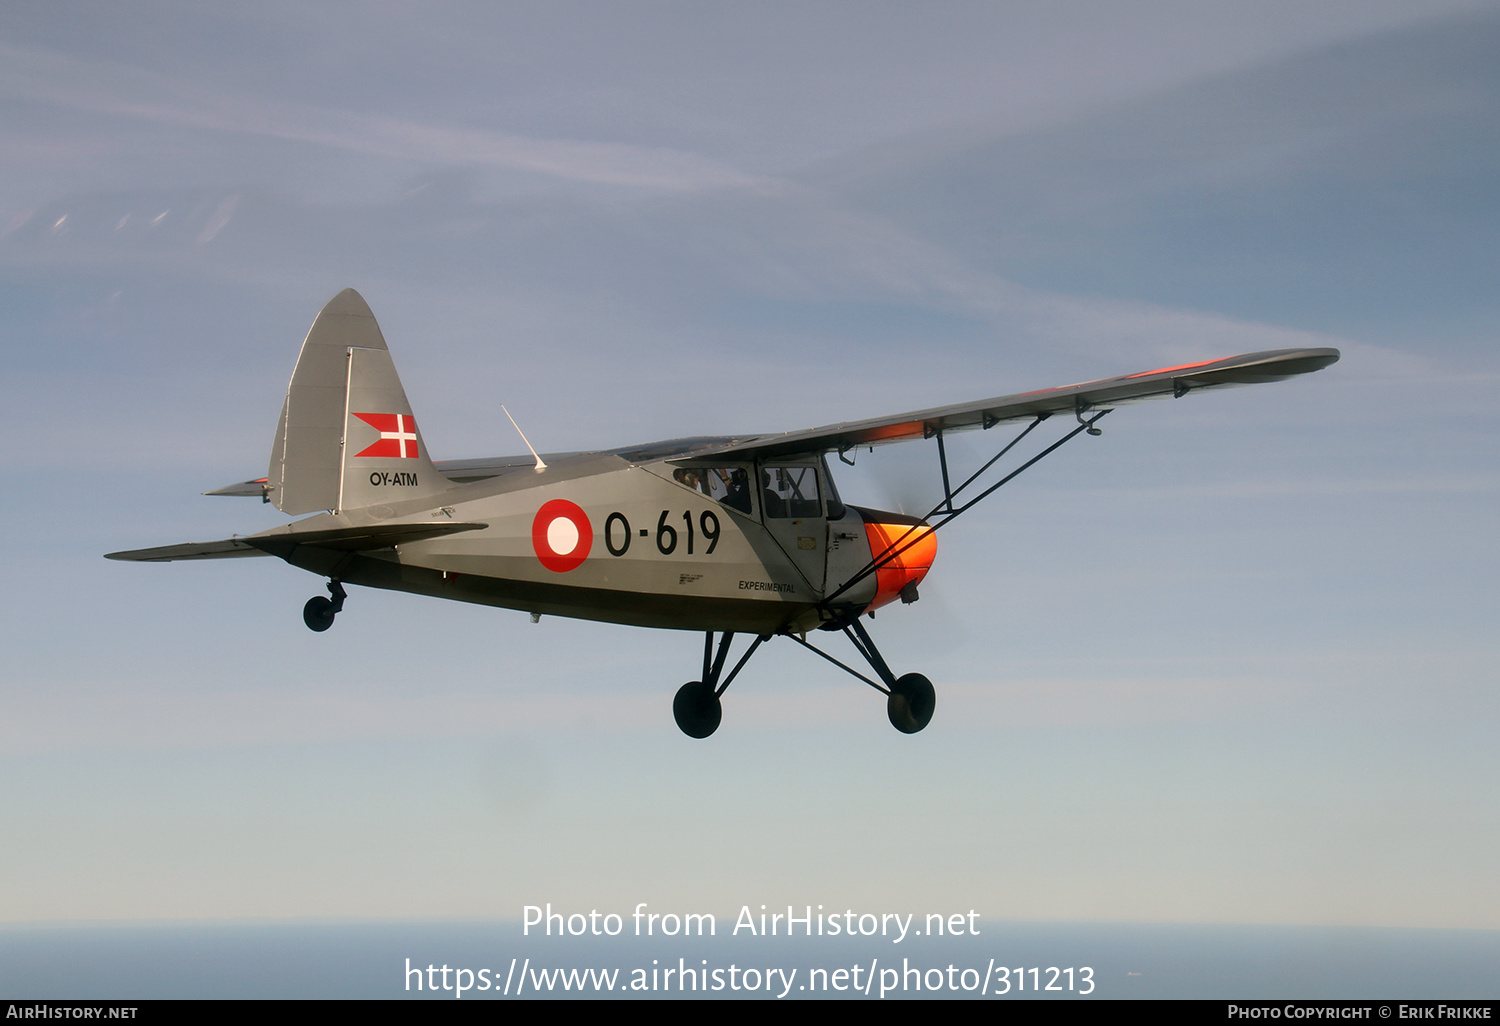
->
[107, 289, 1339, 738]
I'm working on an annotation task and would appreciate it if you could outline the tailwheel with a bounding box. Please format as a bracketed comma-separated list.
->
[886, 672, 935, 734]
[303, 580, 347, 633]
[673, 681, 722, 739]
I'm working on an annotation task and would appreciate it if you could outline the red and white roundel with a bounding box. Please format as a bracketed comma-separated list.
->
[531, 499, 593, 573]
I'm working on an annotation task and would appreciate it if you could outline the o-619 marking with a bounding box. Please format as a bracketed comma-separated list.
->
[604, 510, 720, 557]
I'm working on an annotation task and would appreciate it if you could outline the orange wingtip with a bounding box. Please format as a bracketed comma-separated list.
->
[1125, 357, 1220, 379]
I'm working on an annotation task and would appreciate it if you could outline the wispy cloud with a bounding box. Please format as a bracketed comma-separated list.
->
[0, 43, 756, 191]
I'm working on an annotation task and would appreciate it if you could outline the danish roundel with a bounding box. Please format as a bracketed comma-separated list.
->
[532, 499, 593, 572]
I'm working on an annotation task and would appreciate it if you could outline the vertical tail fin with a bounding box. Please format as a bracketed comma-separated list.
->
[268, 289, 451, 514]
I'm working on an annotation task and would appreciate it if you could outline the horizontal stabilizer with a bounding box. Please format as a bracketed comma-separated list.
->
[105, 538, 271, 562]
[244, 521, 486, 558]
[204, 478, 270, 499]
[107, 522, 486, 562]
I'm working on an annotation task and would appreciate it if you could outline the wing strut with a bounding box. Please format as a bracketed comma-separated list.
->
[823, 408, 1111, 608]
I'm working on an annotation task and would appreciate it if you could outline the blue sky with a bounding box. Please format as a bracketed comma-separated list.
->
[1, 1, 1497, 937]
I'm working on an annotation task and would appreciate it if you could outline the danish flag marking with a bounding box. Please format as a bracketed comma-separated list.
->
[352, 412, 419, 459]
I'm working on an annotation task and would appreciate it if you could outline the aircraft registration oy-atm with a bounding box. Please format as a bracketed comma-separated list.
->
[109, 290, 1338, 737]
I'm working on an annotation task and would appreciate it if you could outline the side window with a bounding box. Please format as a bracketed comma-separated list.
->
[707, 467, 754, 516]
[762, 464, 821, 519]
[672, 467, 708, 494]
[676, 466, 755, 516]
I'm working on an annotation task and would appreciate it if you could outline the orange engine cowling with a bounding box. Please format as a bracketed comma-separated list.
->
[855, 507, 937, 611]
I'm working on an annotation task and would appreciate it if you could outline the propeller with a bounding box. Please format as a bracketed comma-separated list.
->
[834, 441, 971, 646]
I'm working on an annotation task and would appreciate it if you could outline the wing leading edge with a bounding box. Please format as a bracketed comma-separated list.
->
[195, 348, 1338, 496]
[684, 347, 1339, 463]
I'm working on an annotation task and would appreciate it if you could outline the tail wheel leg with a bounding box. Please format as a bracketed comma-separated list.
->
[303, 580, 346, 632]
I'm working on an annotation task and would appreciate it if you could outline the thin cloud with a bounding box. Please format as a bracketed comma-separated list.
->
[0, 43, 756, 191]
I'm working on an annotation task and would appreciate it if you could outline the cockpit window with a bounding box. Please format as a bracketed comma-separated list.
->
[761, 464, 821, 518]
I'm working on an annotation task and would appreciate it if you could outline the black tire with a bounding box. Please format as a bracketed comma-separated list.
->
[673, 681, 722, 739]
[303, 596, 336, 632]
[887, 672, 935, 734]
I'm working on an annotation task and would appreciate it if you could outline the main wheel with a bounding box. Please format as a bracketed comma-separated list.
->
[673, 681, 722, 739]
[303, 595, 337, 632]
[887, 672, 935, 734]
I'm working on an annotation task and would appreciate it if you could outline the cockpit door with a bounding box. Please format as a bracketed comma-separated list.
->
[759, 461, 827, 592]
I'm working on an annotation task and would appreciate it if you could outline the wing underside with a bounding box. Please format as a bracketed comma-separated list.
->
[680, 347, 1339, 463]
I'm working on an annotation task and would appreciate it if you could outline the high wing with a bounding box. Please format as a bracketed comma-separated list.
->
[198, 348, 1338, 496]
[674, 347, 1339, 463]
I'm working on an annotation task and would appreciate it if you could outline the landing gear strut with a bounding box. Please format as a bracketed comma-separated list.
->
[673, 621, 935, 737]
[672, 631, 768, 739]
[789, 618, 936, 734]
[303, 580, 346, 632]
